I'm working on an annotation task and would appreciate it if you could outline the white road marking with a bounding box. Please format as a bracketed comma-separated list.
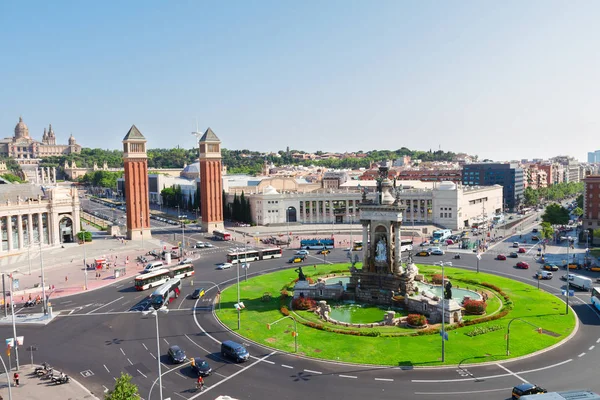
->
[375, 378, 394, 382]
[578, 352, 586, 357]
[175, 372, 187, 380]
[262, 360, 275, 365]
[142, 343, 148, 350]
[87, 296, 123, 314]
[496, 363, 528, 383]
[339, 374, 357, 379]
[128, 358, 134, 365]
[103, 385, 109, 393]
[69, 309, 75, 315]
[163, 338, 169, 345]
[214, 372, 227, 378]
[281, 364, 293, 369]
[304, 369, 322, 375]
[172, 393, 188, 400]
[120, 348, 126, 356]
[415, 387, 513, 395]
[137, 369, 148, 379]
[59, 300, 73, 304]
[116, 284, 124, 288]
[103, 365, 110, 373]
[589, 346, 595, 351]
[150, 354, 156, 359]
[597, 338, 600, 343]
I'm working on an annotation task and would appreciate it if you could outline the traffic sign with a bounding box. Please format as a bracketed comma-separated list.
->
[440, 330, 449, 341]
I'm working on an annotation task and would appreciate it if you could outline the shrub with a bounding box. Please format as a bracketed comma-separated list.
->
[406, 314, 427, 326]
[292, 297, 317, 310]
[280, 306, 290, 316]
[465, 325, 503, 337]
[431, 274, 444, 284]
[280, 290, 290, 299]
[261, 292, 272, 302]
[463, 299, 487, 314]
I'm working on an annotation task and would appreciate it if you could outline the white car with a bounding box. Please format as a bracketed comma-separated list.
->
[296, 250, 309, 255]
[431, 248, 445, 255]
[179, 258, 193, 265]
[204, 243, 214, 248]
[195, 242, 205, 248]
[217, 263, 233, 270]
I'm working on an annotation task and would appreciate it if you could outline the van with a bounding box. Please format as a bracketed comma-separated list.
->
[536, 270, 553, 280]
[144, 261, 164, 273]
[221, 340, 249, 362]
[570, 275, 593, 291]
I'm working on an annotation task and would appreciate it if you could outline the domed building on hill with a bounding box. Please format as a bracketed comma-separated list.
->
[0, 117, 82, 162]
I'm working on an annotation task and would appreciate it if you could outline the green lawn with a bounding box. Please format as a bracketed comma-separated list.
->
[215, 264, 575, 366]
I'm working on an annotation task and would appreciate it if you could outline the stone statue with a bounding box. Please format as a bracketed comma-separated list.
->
[444, 280, 453, 300]
[375, 237, 387, 262]
[295, 266, 306, 281]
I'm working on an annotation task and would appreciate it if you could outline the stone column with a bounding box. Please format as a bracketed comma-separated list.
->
[27, 213, 34, 246]
[394, 222, 401, 274]
[362, 221, 369, 270]
[6, 216, 13, 251]
[35, 168, 39, 184]
[52, 167, 57, 183]
[16, 214, 23, 250]
[37, 213, 44, 244]
[52, 212, 61, 246]
[46, 167, 51, 184]
[316, 201, 321, 224]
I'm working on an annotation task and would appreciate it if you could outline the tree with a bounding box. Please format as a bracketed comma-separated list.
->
[540, 222, 554, 240]
[541, 203, 570, 226]
[105, 373, 140, 400]
[77, 231, 92, 242]
[523, 187, 539, 206]
[576, 194, 584, 209]
[572, 207, 583, 217]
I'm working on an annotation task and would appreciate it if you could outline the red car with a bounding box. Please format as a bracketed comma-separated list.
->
[517, 247, 526, 254]
[497, 254, 507, 260]
[516, 261, 529, 269]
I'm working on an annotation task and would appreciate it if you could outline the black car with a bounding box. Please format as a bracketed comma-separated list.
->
[190, 288, 205, 299]
[512, 383, 547, 399]
[168, 345, 186, 363]
[191, 358, 212, 377]
[509, 252, 519, 258]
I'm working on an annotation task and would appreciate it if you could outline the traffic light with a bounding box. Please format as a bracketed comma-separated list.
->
[266, 324, 271, 330]
[538, 327, 543, 334]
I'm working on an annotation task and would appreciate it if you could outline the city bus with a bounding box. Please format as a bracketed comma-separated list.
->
[300, 238, 335, 250]
[400, 239, 413, 252]
[150, 278, 182, 309]
[213, 230, 232, 241]
[226, 247, 283, 264]
[432, 229, 452, 242]
[352, 240, 363, 251]
[134, 269, 171, 291]
[592, 287, 600, 312]
[169, 263, 195, 279]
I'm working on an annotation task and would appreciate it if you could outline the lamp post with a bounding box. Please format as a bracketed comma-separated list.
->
[267, 315, 298, 352]
[40, 240, 47, 316]
[435, 261, 452, 363]
[566, 236, 572, 315]
[286, 207, 293, 247]
[9, 275, 19, 371]
[506, 317, 542, 356]
[143, 307, 168, 400]
[0, 354, 12, 400]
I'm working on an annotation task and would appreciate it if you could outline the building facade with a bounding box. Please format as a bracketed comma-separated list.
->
[0, 185, 81, 254]
[588, 151, 600, 164]
[0, 117, 82, 161]
[462, 163, 523, 211]
[583, 175, 600, 232]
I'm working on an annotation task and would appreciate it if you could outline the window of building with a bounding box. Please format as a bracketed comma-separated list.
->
[440, 212, 443, 218]
[449, 213, 452, 218]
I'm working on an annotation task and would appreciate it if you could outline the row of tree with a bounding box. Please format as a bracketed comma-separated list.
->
[523, 182, 584, 206]
[224, 191, 252, 224]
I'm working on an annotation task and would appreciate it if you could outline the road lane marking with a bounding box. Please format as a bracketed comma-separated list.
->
[59, 300, 73, 304]
[142, 343, 148, 350]
[87, 296, 123, 314]
[163, 338, 169, 345]
[281, 364, 293, 369]
[137, 369, 147, 379]
[339, 374, 357, 379]
[175, 372, 187, 380]
[150, 354, 156, 359]
[104, 365, 110, 373]
[590, 346, 595, 351]
[116, 284, 124, 288]
[262, 360, 275, 365]
[103, 385, 109, 393]
[128, 359, 134, 365]
[304, 369, 322, 375]
[496, 363, 528, 383]
[578, 352, 586, 357]
[375, 378, 394, 382]
[172, 393, 188, 400]
[597, 338, 600, 343]
[415, 387, 513, 395]
[120, 348, 126, 356]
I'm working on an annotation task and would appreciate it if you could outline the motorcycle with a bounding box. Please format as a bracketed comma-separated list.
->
[453, 254, 461, 259]
[51, 374, 70, 385]
[40, 368, 54, 379]
[24, 299, 41, 307]
[34, 362, 51, 374]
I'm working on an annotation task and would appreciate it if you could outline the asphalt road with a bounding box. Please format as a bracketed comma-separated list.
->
[1, 222, 599, 400]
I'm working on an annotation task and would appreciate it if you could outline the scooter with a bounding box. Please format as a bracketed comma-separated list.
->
[34, 362, 51, 374]
[40, 368, 54, 379]
[453, 254, 461, 259]
[51, 374, 70, 384]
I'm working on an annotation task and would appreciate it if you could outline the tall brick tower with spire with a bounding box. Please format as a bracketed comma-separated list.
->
[198, 127, 224, 232]
[122, 125, 151, 241]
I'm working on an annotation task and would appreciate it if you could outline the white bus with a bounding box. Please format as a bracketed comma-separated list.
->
[134, 269, 171, 291]
[150, 278, 182, 309]
[400, 239, 413, 252]
[226, 247, 282, 264]
[432, 229, 452, 242]
[591, 287, 600, 313]
[169, 263, 194, 279]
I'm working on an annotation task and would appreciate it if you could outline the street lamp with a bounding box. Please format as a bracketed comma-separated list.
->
[0, 354, 12, 400]
[435, 261, 452, 363]
[286, 207, 293, 247]
[506, 317, 542, 356]
[142, 307, 168, 400]
[267, 315, 298, 352]
[565, 236, 572, 315]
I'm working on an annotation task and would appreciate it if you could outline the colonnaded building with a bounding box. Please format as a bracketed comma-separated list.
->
[0, 184, 81, 254]
[0, 117, 82, 161]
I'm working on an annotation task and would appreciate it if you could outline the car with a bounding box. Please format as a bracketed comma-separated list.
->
[536, 270, 553, 280]
[508, 216, 514, 220]
[512, 383, 547, 399]
[532, 228, 538, 233]
[204, 243, 214, 248]
[420, 241, 430, 247]
[195, 242, 206, 248]
[217, 263, 233, 270]
[496, 254, 507, 260]
[513, 242, 520, 248]
[288, 256, 304, 263]
[179, 258, 193, 265]
[296, 250, 309, 256]
[191, 358, 212, 377]
[317, 249, 330, 255]
[561, 273, 575, 281]
[517, 247, 526, 254]
[445, 239, 454, 245]
[531, 235, 539, 241]
[543, 264, 559, 271]
[190, 288, 205, 299]
[168, 345, 186, 363]
[516, 261, 529, 269]
[509, 252, 519, 258]
[431, 248, 445, 255]
[417, 250, 431, 257]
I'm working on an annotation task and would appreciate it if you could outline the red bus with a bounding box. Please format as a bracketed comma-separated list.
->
[213, 230, 232, 241]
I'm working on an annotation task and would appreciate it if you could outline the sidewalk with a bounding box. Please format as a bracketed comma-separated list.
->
[0, 365, 99, 400]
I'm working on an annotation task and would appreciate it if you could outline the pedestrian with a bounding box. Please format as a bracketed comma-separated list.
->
[13, 371, 19, 386]
[65, 275, 68, 283]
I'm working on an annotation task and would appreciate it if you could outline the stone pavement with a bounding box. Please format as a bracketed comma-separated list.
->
[0, 365, 99, 400]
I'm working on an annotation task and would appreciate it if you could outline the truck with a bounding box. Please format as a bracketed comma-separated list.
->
[570, 275, 593, 291]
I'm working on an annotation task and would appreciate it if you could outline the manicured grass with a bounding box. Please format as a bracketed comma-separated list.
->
[215, 264, 576, 366]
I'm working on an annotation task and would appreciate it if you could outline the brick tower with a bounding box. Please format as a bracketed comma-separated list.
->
[122, 125, 151, 241]
[198, 127, 224, 232]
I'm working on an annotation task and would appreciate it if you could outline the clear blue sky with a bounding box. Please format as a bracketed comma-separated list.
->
[1, 1, 599, 161]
